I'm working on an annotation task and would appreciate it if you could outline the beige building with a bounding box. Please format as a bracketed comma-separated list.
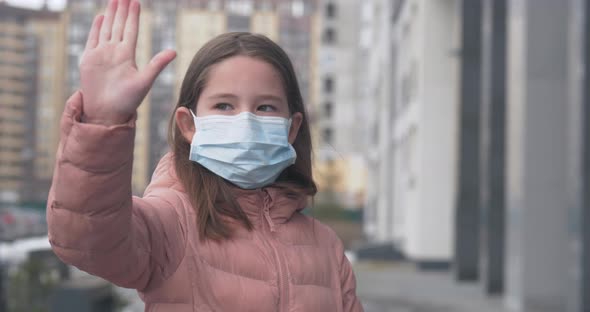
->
[0, 9, 27, 203]
[132, 7, 154, 194]
[0, 4, 63, 204]
[27, 13, 68, 202]
[313, 0, 366, 209]
[176, 10, 227, 93]
[251, 11, 279, 40]
[62, 0, 153, 195]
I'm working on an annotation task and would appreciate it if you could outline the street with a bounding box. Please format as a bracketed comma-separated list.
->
[355, 262, 508, 312]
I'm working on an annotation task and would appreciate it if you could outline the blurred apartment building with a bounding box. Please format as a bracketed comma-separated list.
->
[313, 0, 367, 209]
[0, 0, 321, 201]
[0, 3, 65, 204]
[65, 0, 169, 195]
[65, 0, 320, 195]
[363, 0, 590, 311]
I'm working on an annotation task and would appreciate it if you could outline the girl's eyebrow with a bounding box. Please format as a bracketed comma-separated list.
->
[207, 93, 238, 100]
[256, 94, 285, 103]
[207, 93, 285, 103]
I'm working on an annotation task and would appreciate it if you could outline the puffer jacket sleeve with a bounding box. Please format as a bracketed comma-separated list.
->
[46, 91, 187, 292]
[336, 239, 364, 312]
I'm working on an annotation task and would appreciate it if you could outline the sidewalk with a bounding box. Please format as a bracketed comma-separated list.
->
[354, 261, 509, 312]
[117, 261, 511, 312]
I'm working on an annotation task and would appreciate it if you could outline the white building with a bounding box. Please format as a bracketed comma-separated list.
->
[359, 0, 394, 241]
[363, 0, 590, 310]
[364, 0, 461, 263]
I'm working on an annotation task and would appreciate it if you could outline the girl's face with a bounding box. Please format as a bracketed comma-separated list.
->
[175, 55, 303, 144]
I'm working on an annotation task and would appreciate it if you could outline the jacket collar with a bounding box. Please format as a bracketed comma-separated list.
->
[148, 153, 308, 230]
[230, 186, 308, 231]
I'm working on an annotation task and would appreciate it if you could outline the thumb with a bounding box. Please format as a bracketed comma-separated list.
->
[61, 90, 83, 136]
[64, 90, 83, 117]
[142, 49, 177, 86]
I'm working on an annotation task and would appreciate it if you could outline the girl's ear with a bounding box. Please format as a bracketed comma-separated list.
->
[175, 107, 195, 143]
[288, 112, 303, 144]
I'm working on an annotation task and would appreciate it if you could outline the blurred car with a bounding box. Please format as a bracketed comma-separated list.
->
[0, 207, 47, 242]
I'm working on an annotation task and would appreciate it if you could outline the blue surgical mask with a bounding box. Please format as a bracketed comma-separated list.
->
[189, 111, 297, 189]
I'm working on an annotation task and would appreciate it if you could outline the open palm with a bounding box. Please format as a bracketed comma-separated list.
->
[79, 0, 176, 125]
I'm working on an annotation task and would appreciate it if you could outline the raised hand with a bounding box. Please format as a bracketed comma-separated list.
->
[79, 0, 176, 126]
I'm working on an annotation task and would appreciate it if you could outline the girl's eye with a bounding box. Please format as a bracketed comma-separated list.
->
[214, 103, 233, 111]
[257, 105, 277, 112]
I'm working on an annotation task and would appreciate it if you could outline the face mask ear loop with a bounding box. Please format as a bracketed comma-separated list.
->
[189, 109, 199, 136]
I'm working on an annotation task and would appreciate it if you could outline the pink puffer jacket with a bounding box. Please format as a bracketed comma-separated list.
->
[46, 94, 364, 312]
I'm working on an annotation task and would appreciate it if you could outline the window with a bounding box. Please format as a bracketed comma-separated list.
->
[324, 76, 334, 93]
[291, 0, 304, 17]
[227, 0, 254, 16]
[227, 14, 250, 32]
[324, 101, 332, 118]
[323, 28, 336, 44]
[208, 0, 221, 11]
[399, 62, 417, 111]
[326, 3, 336, 18]
[405, 126, 418, 188]
[323, 128, 333, 144]
[258, 0, 273, 11]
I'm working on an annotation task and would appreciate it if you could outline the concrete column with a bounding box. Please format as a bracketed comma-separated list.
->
[581, 1, 590, 311]
[567, 2, 590, 312]
[479, 0, 507, 295]
[454, 0, 483, 281]
[505, 0, 572, 311]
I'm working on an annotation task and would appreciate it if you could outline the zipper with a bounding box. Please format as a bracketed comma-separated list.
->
[259, 189, 289, 312]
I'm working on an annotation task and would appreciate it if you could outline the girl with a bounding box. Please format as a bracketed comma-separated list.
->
[47, 0, 363, 311]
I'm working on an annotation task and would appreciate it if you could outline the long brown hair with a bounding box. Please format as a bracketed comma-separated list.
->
[168, 32, 317, 241]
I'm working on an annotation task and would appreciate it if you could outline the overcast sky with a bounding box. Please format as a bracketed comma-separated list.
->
[4, 0, 67, 10]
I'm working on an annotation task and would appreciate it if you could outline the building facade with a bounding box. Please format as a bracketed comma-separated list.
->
[1, 0, 321, 198]
[363, 0, 461, 260]
[360, 0, 395, 241]
[0, 4, 63, 204]
[0, 5, 30, 204]
[393, 0, 461, 264]
[314, 0, 367, 209]
[365, 0, 590, 310]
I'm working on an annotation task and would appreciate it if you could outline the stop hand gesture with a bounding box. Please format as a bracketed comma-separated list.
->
[78, 0, 176, 126]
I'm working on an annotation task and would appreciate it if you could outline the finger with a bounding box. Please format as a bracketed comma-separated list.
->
[110, 0, 130, 42]
[123, 0, 140, 49]
[85, 14, 104, 50]
[99, 0, 117, 43]
[141, 49, 177, 86]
